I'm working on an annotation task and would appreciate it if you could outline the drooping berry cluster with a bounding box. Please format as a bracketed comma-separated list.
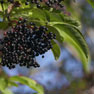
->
[0, 0, 14, 4]
[0, 18, 56, 69]
[25, 0, 64, 9]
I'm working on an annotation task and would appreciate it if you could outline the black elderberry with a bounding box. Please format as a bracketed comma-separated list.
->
[30, 22, 35, 26]
[18, 21, 22, 24]
[59, 4, 64, 8]
[23, 19, 27, 22]
[0, 18, 56, 69]
[24, 0, 65, 11]
[53, 34, 56, 39]
[25, 2, 29, 5]
[37, 4, 41, 8]
[46, 2, 50, 6]
[42, 55, 44, 58]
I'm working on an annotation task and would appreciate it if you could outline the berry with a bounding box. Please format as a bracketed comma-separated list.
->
[0, 18, 56, 69]
[25, 2, 29, 5]
[37, 4, 41, 8]
[42, 55, 44, 58]
[24, 0, 65, 11]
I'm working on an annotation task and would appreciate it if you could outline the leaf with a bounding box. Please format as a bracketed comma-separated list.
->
[1, 89, 13, 94]
[87, 0, 94, 8]
[0, 78, 7, 91]
[44, 10, 80, 27]
[31, 9, 47, 22]
[51, 40, 61, 60]
[8, 81, 18, 87]
[0, 58, 2, 63]
[59, 14, 80, 27]
[44, 11, 90, 72]
[0, 77, 14, 94]
[50, 24, 90, 72]
[9, 76, 44, 94]
[0, 22, 9, 30]
[47, 26, 64, 43]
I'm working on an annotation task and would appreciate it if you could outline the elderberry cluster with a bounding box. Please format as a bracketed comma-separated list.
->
[0, 18, 56, 69]
[25, 0, 64, 9]
[0, 0, 14, 4]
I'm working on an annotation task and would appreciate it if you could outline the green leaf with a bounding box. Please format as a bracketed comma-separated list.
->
[0, 78, 7, 91]
[8, 81, 18, 87]
[0, 58, 2, 63]
[31, 9, 47, 22]
[0, 78, 13, 94]
[0, 22, 9, 30]
[50, 24, 90, 72]
[59, 14, 80, 27]
[87, 0, 94, 8]
[51, 40, 61, 60]
[1, 89, 13, 94]
[44, 11, 90, 72]
[9, 76, 44, 94]
[47, 26, 64, 43]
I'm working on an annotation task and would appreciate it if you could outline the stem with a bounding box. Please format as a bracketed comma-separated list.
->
[6, 4, 14, 22]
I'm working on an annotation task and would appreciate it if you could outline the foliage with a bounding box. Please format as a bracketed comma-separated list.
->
[87, 0, 94, 8]
[0, 0, 91, 94]
[0, 75, 44, 94]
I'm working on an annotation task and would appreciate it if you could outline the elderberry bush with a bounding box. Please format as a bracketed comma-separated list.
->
[0, 18, 56, 69]
[25, 0, 64, 9]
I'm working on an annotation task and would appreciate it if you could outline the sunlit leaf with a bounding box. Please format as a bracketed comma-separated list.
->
[0, 78, 7, 90]
[51, 40, 61, 60]
[9, 76, 44, 94]
[8, 81, 18, 87]
[50, 24, 90, 72]
[1, 89, 13, 94]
